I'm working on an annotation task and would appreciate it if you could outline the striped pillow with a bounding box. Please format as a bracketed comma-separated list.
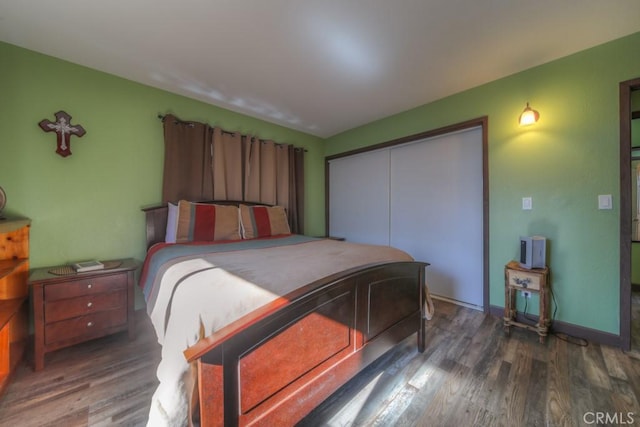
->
[175, 200, 241, 243]
[239, 204, 291, 239]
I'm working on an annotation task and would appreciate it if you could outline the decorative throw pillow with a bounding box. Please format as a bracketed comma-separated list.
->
[165, 202, 178, 243]
[175, 200, 241, 242]
[239, 204, 291, 239]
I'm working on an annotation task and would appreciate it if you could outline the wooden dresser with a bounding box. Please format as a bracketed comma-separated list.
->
[0, 217, 30, 397]
[29, 258, 139, 371]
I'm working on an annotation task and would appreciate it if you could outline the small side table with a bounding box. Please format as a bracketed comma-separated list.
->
[29, 258, 140, 370]
[503, 261, 550, 343]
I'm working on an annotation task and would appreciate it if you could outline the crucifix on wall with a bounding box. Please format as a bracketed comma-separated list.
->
[38, 111, 86, 157]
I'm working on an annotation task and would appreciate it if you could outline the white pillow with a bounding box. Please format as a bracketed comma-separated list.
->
[165, 202, 178, 243]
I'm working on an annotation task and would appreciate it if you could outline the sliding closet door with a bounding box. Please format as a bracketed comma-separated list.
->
[328, 149, 390, 245]
[389, 127, 483, 308]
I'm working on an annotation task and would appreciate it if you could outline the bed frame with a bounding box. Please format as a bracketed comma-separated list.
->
[142, 202, 428, 426]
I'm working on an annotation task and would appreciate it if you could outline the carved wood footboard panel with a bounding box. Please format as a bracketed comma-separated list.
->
[187, 261, 427, 426]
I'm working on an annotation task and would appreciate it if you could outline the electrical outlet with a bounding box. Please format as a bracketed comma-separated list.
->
[521, 290, 531, 299]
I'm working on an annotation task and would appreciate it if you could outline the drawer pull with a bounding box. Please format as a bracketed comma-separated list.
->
[513, 276, 531, 288]
[87, 302, 93, 308]
[87, 321, 94, 327]
[87, 283, 92, 289]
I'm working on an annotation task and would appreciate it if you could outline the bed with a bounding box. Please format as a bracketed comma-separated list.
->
[140, 200, 430, 426]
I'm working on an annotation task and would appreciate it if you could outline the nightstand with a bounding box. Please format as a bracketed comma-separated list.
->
[503, 260, 551, 343]
[29, 258, 139, 371]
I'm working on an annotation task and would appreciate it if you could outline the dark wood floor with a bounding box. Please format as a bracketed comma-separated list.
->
[1, 300, 640, 426]
[0, 312, 161, 427]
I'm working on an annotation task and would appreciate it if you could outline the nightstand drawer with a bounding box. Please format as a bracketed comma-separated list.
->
[44, 274, 126, 301]
[45, 290, 126, 323]
[45, 306, 127, 345]
[506, 268, 542, 291]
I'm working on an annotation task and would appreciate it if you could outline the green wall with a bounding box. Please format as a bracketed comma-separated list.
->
[0, 41, 325, 269]
[325, 31, 640, 335]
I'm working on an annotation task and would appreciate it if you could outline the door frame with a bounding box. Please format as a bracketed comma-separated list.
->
[619, 77, 640, 351]
[325, 117, 489, 313]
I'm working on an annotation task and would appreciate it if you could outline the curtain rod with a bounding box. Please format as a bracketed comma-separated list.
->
[157, 114, 197, 128]
[157, 114, 307, 151]
[157, 114, 242, 136]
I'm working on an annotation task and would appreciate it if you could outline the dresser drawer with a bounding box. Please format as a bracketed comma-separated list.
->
[45, 306, 127, 345]
[506, 268, 543, 291]
[44, 273, 126, 301]
[44, 289, 126, 323]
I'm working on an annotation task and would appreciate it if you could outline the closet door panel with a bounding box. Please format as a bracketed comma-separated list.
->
[328, 150, 390, 245]
[389, 128, 483, 307]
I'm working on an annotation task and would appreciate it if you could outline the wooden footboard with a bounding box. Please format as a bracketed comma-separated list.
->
[185, 261, 427, 426]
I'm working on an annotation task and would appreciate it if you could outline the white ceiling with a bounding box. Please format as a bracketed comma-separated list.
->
[1, 1, 639, 138]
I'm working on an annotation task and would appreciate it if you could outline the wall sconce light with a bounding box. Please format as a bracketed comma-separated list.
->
[518, 102, 540, 126]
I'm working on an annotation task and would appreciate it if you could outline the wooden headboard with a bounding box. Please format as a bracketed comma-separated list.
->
[141, 200, 273, 250]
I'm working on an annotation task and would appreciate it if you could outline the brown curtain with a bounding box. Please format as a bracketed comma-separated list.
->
[275, 143, 289, 208]
[243, 137, 277, 204]
[289, 146, 305, 234]
[242, 138, 305, 232]
[211, 127, 243, 201]
[161, 115, 305, 233]
[161, 115, 212, 203]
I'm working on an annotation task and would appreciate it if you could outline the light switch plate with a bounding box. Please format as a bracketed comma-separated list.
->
[522, 197, 532, 210]
[598, 194, 612, 210]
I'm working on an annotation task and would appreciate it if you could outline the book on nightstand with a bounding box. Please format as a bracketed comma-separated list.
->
[72, 260, 104, 273]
